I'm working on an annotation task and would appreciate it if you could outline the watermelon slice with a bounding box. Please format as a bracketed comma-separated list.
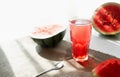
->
[30, 24, 66, 47]
[93, 2, 120, 35]
[92, 58, 120, 77]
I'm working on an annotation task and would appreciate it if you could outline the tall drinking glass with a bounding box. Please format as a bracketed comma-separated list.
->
[70, 19, 92, 62]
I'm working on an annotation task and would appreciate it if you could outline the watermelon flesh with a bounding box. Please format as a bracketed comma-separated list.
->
[93, 2, 120, 35]
[31, 25, 66, 39]
[92, 58, 120, 77]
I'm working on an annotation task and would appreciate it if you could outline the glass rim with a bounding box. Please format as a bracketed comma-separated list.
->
[69, 19, 92, 25]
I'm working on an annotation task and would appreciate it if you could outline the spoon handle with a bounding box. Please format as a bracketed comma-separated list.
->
[36, 68, 54, 77]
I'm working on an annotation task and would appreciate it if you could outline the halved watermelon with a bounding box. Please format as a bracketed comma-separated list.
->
[30, 24, 66, 47]
[93, 2, 120, 35]
[92, 58, 120, 77]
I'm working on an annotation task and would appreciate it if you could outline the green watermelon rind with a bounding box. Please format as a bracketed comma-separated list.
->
[92, 70, 100, 77]
[32, 30, 66, 47]
[92, 2, 120, 35]
[30, 27, 66, 47]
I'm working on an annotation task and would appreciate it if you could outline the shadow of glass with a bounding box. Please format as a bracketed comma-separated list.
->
[0, 47, 15, 77]
[36, 40, 72, 61]
[78, 49, 117, 72]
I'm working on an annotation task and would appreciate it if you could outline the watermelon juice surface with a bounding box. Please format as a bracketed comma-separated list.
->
[70, 19, 92, 62]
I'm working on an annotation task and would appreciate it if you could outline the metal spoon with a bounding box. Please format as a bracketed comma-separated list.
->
[36, 62, 64, 77]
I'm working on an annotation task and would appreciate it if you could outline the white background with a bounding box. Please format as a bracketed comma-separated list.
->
[0, 0, 120, 41]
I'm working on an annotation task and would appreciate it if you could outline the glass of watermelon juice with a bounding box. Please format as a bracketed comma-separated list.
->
[69, 19, 92, 62]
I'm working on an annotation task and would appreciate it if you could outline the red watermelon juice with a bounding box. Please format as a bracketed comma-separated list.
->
[70, 19, 92, 62]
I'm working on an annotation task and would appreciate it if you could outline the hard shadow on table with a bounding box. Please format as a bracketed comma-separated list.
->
[49, 50, 117, 77]
[0, 47, 15, 77]
[36, 40, 72, 61]
[36, 40, 117, 72]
